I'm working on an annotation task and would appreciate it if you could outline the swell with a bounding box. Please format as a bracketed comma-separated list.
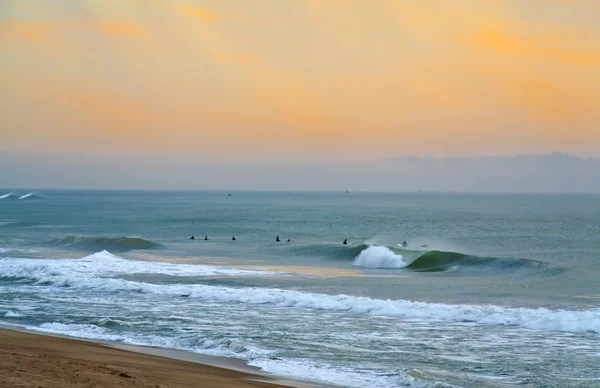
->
[49, 235, 160, 252]
[291, 243, 371, 260]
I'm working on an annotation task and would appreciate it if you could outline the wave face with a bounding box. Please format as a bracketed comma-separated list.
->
[405, 250, 544, 272]
[0, 252, 597, 334]
[49, 235, 160, 252]
[353, 246, 407, 268]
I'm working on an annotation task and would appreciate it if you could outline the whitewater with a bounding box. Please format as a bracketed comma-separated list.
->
[1, 190, 599, 387]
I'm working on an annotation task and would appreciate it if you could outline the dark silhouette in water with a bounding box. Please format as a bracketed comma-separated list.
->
[276, 236, 281, 242]
[287, 239, 291, 242]
[228, 193, 231, 196]
[204, 236, 209, 241]
[421, 244, 428, 248]
[402, 240, 407, 247]
[232, 236, 236, 241]
[343, 239, 347, 245]
[190, 236, 195, 240]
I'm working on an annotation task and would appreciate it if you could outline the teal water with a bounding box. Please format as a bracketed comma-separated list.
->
[1, 190, 599, 387]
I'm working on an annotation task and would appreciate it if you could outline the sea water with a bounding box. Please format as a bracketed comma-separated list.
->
[1, 190, 599, 387]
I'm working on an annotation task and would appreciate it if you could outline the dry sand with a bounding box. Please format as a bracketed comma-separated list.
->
[0, 328, 302, 388]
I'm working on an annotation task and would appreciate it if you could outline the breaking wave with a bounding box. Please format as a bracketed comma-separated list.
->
[0, 252, 597, 334]
[353, 246, 407, 268]
[296, 243, 547, 273]
[49, 235, 160, 252]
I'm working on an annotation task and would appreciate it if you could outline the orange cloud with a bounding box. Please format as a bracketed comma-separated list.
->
[0, 20, 57, 44]
[471, 29, 600, 65]
[210, 50, 258, 64]
[174, 5, 216, 22]
[94, 22, 148, 40]
[504, 79, 580, 123]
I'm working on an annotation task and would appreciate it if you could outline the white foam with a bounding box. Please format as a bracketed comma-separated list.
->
[0, 250, 284, 278]
[251, 358, 458, 388]
[35, 322, 126, 341]
[353, 246, 407, 268]
[0, 192, 15, 199]
[4, 310, 24, 317]
[18, 193, 35, 200]
[251, 358, 402, 388]
[2, 253, 599, 334]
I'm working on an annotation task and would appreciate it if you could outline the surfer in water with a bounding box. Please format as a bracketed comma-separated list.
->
[276, 236, 281, 242]
[343, 238, 348, 245]
[204, 236, 209, 241]
[287, 239, 291, 242]
[402, 240, 407, 247]
[232, 236, 236, 241]
[190, 235, 195, 240]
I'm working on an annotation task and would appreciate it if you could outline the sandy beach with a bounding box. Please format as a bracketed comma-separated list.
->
[0, 328, 300, 388]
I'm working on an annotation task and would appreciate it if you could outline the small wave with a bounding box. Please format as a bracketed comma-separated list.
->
[35, 322, 125, 341]
[18, 193, 40, 200]
[94, 318, 130, 328]
[4, 310, 24, 317]
[0, 193, 18, 200]
[49, 235, 160, 252]
[353, 246, 407, 268]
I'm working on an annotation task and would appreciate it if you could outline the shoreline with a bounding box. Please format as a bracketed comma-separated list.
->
[0, 325, 329, 388]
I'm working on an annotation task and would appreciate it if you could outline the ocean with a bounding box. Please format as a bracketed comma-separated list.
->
[0, 190, 599, 387]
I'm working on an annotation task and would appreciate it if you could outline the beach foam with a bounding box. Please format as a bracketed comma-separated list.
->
[1, 253, 598, 334]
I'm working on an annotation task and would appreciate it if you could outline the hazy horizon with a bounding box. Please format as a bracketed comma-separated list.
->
[2, 151, 599, 193]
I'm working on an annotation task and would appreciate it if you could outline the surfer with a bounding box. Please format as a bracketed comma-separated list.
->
[402, 240, 407, 247]
[421, 244, 428, 248]
[287, 239, 291, 242]
[232, 236, 236, 241]
[343, 238, 347, 245]
[276, 236, 281, 242]
[190, 235, 195, 240]
[204, 236, 209, 241]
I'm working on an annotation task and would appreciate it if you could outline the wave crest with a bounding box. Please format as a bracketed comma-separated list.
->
[0, 193, 18, 200]
[353, 246, 407, 268]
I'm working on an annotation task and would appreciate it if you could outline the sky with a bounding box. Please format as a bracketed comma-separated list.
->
[1, 0, 599, 191]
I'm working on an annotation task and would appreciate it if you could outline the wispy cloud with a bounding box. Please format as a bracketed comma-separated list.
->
[470, 28, 600, 65]
[173, 5, 216, 22]
[94, 22, 148, 40]
[0, 20, 58, 44]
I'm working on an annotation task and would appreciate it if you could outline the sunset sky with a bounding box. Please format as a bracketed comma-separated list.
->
[1, 1, 599, 190]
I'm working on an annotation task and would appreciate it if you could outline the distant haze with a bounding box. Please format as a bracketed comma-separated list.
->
[1, 151, 599, 193]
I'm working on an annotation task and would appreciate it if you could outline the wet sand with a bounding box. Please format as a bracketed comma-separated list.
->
[0, 328, 317, 388]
